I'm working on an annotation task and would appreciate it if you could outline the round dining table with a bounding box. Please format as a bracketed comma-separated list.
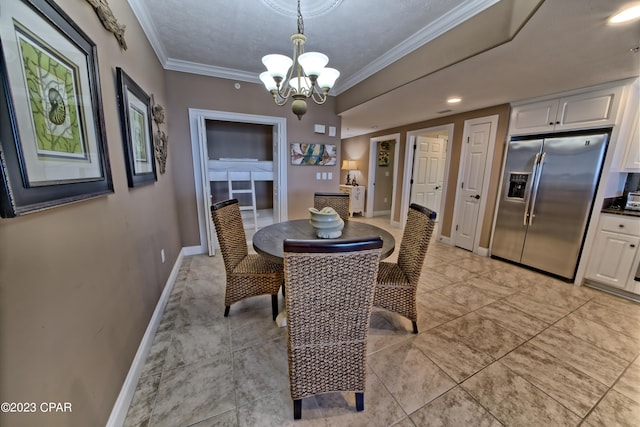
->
[252, 219, 396, 264]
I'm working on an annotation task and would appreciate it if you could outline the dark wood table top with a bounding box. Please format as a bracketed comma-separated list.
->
[253, 219, 396, 263]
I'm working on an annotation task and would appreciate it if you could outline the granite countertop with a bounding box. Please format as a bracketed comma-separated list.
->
[601, 196, 640, 217]
[601, 207, 640, 218]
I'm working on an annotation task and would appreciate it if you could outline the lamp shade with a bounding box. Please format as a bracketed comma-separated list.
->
[259, 72, 278, 91]
[298, 52, 329, 77]
[341, 160, 357, 170]
[289, 77, 312, 94]
[262, 54, 293, 79]
[317, 67, 340, 89]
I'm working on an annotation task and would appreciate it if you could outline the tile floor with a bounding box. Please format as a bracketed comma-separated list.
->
[124, 216, 640, 426]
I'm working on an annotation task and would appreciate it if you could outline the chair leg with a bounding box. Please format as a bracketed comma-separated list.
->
[293, 399, 302, 419]
[412, 321, 418, 334]
[282, 282, 286, 297]
[355, 392, 364, 411]
[224, 306, 230, 317]
[271, 294, 278, 321]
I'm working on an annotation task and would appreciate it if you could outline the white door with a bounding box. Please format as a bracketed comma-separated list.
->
[455, 120, 493, 251]
[411, 136, 446, 216]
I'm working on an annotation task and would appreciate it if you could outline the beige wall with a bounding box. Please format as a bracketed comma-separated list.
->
[165, 71, 342, 246]
[0, 1, 178, 426]
[373, 140, 396, 213]
[341, 104, 510, 248]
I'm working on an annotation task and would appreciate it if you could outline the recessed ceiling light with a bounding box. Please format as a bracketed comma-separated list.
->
[447, 97, 461, 104]
[609, 5, 640, 23]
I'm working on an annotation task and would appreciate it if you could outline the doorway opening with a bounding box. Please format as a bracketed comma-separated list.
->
[189, 109, 288, 255]
[367, 134, 401, 225]
[401, 124, 454, 241]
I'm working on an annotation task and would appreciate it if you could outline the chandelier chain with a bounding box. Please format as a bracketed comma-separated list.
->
[297, 0, 304, 35]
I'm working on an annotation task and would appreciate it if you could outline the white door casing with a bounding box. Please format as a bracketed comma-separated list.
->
[189, 109, 288, 256]
[453, 115, 498, 253]
[411, 136, 446, 217]
[401, 124, 454, 233]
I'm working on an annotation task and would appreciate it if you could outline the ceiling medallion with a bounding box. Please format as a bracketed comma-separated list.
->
[260, 0, 343, 18]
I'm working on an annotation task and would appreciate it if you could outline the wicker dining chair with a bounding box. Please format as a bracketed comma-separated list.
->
[374, 203, 437, 333]
[283, 236, 383, 420]
[314, 192, 350, 221]
[210, 199, 283, 320]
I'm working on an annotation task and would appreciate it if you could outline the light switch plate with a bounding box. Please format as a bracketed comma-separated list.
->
[328, 126, 336, 137]
[322, 172, 327, 180]
[316, 172, 321, 180]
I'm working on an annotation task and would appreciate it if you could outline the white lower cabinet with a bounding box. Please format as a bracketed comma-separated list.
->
[339, 185, 365, 216]
[586, 214, 640, 293]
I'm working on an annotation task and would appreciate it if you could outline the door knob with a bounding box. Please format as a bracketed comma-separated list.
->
[469, 194, 480, 200]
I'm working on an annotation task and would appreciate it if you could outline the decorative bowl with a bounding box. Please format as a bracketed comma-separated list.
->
[308, 207, 344, 238]
[308, 207, 340, 221]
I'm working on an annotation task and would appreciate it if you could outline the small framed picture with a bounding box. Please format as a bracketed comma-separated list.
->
[116, 67, 156, 187]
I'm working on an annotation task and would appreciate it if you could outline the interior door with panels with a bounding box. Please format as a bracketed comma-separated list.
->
[454, 115, 498, 253]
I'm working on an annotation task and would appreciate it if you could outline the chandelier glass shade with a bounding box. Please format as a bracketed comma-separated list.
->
[259, 0, 339, 120]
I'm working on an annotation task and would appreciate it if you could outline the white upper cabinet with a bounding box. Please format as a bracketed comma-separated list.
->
[510, 86, 623, 135]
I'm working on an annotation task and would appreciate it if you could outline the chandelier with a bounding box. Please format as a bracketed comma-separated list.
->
[259, 0, 340, 120]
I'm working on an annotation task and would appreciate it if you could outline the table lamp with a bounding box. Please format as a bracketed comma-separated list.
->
[341, 160, 357, 185]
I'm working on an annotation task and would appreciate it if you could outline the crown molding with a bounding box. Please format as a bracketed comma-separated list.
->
[127, 0, 168, 65]
[164, 59, 261, 83]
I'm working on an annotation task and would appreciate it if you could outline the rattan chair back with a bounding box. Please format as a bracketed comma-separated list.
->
[397, 203, 437, 284]
[283, 236, 383, 419]
[210, 199, 248, 273]
[314, 192, 350, 221]
[211, 199, 283, 319]
[373, 203, 436, 333]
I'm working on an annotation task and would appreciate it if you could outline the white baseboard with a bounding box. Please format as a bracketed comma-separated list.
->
[438, 235, 452, 245]
[106, 248, 185, 427]
[475, 247, 489, 257]
[183, 245, 204, 256]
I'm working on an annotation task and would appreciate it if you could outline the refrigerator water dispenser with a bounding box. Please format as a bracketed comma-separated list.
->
[507, 173, 529, 200]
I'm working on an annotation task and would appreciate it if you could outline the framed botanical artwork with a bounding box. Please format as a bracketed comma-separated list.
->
[290, 143, 336, 166]
[0, 0, 112, 217]
[378, 140, 391, 166]
[378, 150, 389, 167]
[116, 67, 156, 187]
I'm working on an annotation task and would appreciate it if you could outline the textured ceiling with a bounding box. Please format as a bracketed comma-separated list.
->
[129, 0, 495, 93]
[129, 0, 640, 137]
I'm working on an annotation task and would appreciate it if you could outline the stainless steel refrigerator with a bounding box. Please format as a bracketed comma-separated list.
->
[491, 130, 609, 280]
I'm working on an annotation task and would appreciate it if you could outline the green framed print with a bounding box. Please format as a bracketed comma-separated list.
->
[116, 67, 156, 187]
[0, 0, 112, 217]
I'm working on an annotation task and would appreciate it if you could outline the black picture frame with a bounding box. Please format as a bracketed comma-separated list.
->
[0, 0, 112, 217]
[116, 67, 156, 187]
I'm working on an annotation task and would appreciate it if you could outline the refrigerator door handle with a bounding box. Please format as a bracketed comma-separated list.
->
[523, 153, 540, 226]
[528, 152, 546, 226]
